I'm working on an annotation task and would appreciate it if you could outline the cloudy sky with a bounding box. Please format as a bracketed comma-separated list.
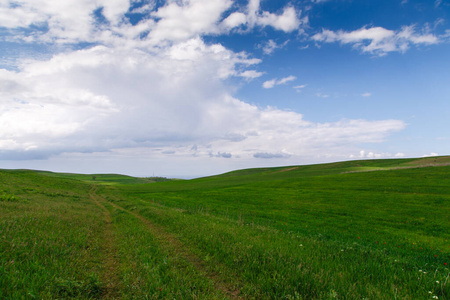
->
[0, 0, 449, 178]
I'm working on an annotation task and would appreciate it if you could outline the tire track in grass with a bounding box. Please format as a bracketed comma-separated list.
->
[92, 189, 241, 299]
[89, 186, 121, 299]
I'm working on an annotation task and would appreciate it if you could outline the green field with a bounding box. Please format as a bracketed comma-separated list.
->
[1, 156, 449, 299]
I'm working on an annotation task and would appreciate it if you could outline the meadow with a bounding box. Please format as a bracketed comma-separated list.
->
[1, 156, 449, 299]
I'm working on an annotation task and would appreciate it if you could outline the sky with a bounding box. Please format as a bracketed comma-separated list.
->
[0, 0, 449, 178]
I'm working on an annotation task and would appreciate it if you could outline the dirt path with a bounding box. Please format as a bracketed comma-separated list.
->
[89, 187, 121, 299]
[91, 188, 241, 299]
[273, 166, 299, 173]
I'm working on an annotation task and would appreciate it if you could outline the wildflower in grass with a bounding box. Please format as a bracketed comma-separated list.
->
[432, 296, 438, 299]
[445, 263, 447, 266]
[436, 281, 439, 284]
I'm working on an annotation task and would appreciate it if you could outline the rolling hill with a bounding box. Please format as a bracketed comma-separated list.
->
[1, 157, 449, 299]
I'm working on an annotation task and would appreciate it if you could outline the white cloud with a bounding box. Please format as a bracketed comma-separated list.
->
[148, 0, 233, 43]
[262, 79, 276, 89]
[0, 0, 307, 49]
[0, 3, 47, 28]
[422, 152, 439, 157]
[312, 25, 440, 55]
[261, 39, 289, 55]
[256, 6, 300, 32]
[222, 12, 247, 29]
[278, 75, 297, 85]
[0, 43, 406, 164]
[355, 150, 395, 159]
[0, 0, 157, 46]
[294, 84, 307, 93]
[0, 0, 407, 176]
[362, 92, 371, 97]
[263, 75, 296, 88]
[225, 0, 305, 33]
[240, 70, 265, 79]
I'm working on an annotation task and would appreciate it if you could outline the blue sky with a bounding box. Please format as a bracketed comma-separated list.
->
[0, 0, 449, 178]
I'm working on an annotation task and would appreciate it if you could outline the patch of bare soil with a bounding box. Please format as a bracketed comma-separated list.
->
[273, 167, 299, 173]
[342, 162, 450, 174]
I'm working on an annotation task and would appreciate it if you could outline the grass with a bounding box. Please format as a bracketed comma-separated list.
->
[33, 171, 174, 185]
[1, 157, 449, 299]
[0, 170, 105, 299]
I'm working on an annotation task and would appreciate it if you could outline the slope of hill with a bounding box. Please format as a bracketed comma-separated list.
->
[34, 170, 175, 185]
[1, 157, 449, 299]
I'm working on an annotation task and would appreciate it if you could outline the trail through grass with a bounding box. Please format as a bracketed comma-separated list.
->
[89, 186, 121, 298]
[93, 188, 239, 299]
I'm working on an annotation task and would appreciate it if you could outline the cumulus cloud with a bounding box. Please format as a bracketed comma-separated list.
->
[222, 12, 247, 29]
[0, 0, 407, 175]
[240, 70, 265, 79]
[0, 0, 304, 47]
[312, 25, 440, 55]
[222, 0, 305, 33]
[0, 0, 156, 46]
[245, 0, 300, 31]
[263, 75, 297, 88]
[254, 6, 300, 32]
[0, 43, 406, 161]
[148, 0, 233, 43]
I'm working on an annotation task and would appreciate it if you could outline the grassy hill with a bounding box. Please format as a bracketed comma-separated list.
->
[33, 170, 175, 185]
[1, 157, 449, 299]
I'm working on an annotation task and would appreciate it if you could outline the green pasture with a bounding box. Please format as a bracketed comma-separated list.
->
[1, 157, 449, 299]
